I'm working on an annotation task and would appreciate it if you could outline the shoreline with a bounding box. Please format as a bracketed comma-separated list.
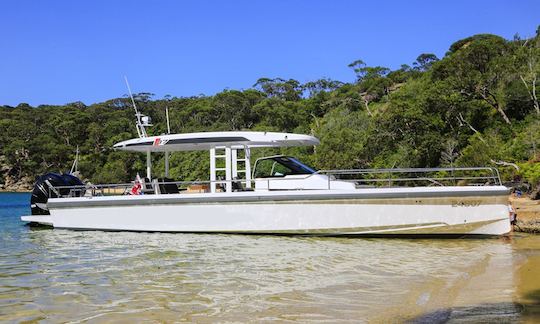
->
[0, 189, 31, 193]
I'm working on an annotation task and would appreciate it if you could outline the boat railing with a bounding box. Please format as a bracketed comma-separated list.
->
[48, 167, 502, 198]
[49, 182, 134, 198]
[49, 179, 255, 198]
[315, 167, 502, 188]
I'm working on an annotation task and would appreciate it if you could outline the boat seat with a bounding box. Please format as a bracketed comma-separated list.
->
[232, 178, 243, 192]
[157, 177, 180, 194]
[142, 177, 155, 194]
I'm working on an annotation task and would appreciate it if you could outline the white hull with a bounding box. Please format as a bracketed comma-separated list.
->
[22, 186, 511, 236]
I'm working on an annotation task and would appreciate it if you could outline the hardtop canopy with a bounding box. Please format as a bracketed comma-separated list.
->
[113, 131, 320, 152]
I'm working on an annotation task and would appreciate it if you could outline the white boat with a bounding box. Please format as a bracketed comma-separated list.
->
[21, 129, 511, 236]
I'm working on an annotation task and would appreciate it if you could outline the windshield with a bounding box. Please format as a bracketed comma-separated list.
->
[253, 156, 317, 178]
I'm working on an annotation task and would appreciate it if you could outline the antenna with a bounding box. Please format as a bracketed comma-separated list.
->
[124, 76, 148, 138]
[166, 106, 171, 134]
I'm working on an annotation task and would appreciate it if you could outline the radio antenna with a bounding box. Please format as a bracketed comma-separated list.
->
[124, 76, 148, 138]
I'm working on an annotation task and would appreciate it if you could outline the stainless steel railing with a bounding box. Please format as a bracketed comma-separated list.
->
[315, 167, 502, 188]
[48, 167, 502, 198]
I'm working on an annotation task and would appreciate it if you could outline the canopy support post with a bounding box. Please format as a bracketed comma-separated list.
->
[225, 146, 232, 193]
[146, 151, 152, 180]
[244, 147, 252, 188]
[164, 151, 169, 177]
[210, 148, 216, 193]
[232, 149, 238, 179]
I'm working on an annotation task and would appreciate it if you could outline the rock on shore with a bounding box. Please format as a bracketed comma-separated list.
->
[0, 176, 33, 192]
[511, 196, 540, 233]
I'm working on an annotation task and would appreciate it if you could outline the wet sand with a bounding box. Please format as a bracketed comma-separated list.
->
[372, 234, 540, 323]
[515, 234, 540, 322]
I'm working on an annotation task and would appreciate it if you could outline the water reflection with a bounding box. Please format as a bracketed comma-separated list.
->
[3, 226, 538, 322]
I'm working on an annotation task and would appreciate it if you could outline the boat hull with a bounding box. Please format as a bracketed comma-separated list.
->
[22, 187, 512, 236]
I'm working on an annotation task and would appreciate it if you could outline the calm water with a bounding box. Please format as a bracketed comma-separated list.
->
[1, 192, 540, 323]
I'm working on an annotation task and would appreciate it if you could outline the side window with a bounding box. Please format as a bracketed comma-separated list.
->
[253, 156, 316, 178]
[253, 159, 274, 178]
[271, 163, 290, 177]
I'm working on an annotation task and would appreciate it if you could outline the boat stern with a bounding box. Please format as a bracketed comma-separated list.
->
[21, 215, 53, 226]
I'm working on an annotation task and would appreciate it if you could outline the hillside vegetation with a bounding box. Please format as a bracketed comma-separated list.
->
[1, 30, 540, 195]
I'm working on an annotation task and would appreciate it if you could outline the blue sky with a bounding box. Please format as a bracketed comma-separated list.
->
[1, 0, 539, 106]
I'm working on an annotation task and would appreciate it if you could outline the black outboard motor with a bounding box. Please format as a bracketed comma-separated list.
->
[30, 173, 84, 215]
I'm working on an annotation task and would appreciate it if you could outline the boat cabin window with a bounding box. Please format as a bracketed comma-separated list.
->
[253, 156, 316, 178]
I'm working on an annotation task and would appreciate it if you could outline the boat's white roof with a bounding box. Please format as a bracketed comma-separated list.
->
[113, 131, 320, 152]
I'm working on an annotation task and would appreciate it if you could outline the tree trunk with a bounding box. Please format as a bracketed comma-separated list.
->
[363, 98, 373, 117]
[520, 74, 540, 116]
[490, 159, 520, 171]
[497, 103, 512, 125]
[477, 87, 512, 124]
[457, 113, 486, 143]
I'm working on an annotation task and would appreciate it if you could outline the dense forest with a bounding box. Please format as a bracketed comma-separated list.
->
[1, 30, 540, 196]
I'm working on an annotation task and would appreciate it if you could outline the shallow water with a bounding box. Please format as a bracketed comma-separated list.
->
[1, 192, 539, 322]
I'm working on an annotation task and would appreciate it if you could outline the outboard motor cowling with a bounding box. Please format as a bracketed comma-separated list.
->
[30, 173, 84, 215]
